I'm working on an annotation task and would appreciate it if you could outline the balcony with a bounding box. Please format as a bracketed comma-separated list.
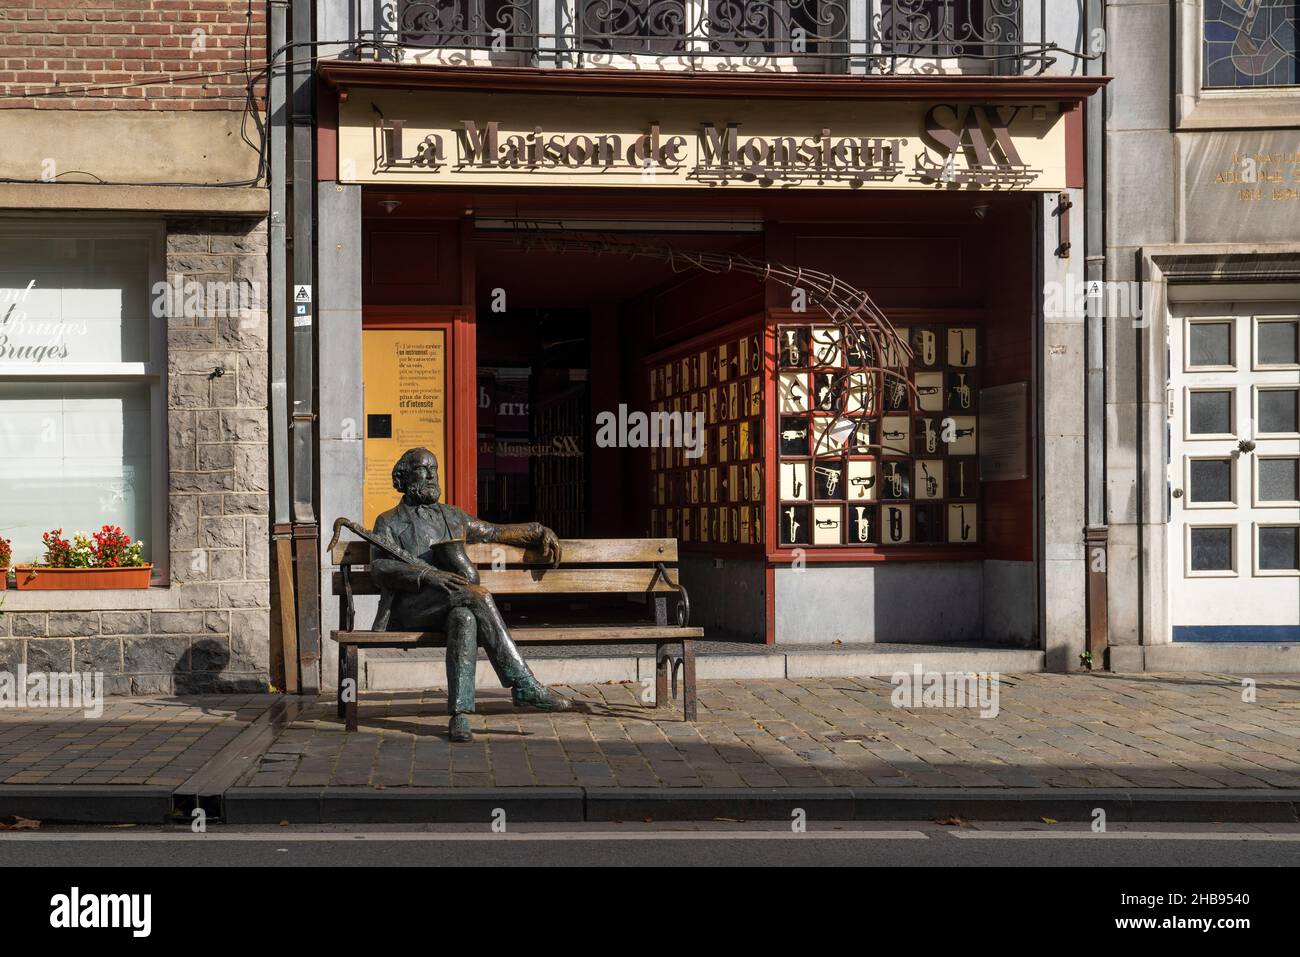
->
[347, 0, 1070, 75]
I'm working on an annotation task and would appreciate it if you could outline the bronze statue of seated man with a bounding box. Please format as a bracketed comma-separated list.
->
[369, 447, 575, 743]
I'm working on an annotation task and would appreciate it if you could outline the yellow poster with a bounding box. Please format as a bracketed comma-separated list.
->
[362, 328, 447, 527]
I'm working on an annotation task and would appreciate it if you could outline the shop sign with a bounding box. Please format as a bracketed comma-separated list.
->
[341, 93, 1067, 192]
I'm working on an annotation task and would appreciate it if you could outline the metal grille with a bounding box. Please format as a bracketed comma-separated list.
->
[355, 0, 1067, 74]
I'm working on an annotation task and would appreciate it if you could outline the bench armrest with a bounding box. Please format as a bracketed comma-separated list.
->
[651, 562, 691, 627]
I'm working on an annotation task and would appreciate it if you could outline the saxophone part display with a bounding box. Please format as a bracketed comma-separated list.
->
[921, 462, 938, 498]
[854, 506, 872, 543]
[784, 329, 802, 367]
[814, 465, 841, 498]
[849, 474, 876, 498]
[953, 372, 972, 410]
[888, 506, 903, 541]
[886, 463, 904, 498]
[787, 463, 803, 499]
[914, 329, 937, 365]
[786, 506, 801, 543]
[920, 417, 938, 454]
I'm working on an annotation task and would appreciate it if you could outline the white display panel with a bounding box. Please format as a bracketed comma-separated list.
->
[0, 382, 154, 564]
[0, 235, 152, 365]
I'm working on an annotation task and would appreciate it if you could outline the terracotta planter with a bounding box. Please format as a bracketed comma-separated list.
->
[13, 564, 153, 590]
[0, 567, 7, 590]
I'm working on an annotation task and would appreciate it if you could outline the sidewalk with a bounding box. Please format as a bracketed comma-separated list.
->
[2, 675, 1299, 824]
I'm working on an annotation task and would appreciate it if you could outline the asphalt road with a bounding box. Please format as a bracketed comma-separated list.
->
[3, 823, 1299, 866]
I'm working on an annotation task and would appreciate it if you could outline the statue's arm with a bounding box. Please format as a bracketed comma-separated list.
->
[369, 526, 425, 592]
[369, 519, 470, 594]
[465, 517, 562, 567]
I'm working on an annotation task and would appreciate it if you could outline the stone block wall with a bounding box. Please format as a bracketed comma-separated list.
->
[0, 216, 272, 694]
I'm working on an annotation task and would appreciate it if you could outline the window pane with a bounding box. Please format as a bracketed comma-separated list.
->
[1189, 390, 1233, 434]
[1259, 526, 1300, 571]
[1203, 1, 1299, 88]
[1258, 388, 1299, 433]
[0, 234, 152, 365]
[1258, 318, 1299, 365]
[1189, 321, 1232, 366]
[1189, 458, 1233, 502]
[1190, 526, 1234, 571]
[0, 381, 152, 565]
[1259, 458, 1300, 502]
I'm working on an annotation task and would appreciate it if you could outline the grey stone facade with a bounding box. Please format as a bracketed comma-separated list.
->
[0, 217, 273, 694]
[1102, 0, 1300, 670]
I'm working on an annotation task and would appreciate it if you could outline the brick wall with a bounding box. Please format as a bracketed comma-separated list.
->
[0, 217, 273, 695]
[0, 1, 266, 110]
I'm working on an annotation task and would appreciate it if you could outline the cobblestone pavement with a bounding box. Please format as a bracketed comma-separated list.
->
[239, 675, 1300, 790]
[0, 695, 276, 787]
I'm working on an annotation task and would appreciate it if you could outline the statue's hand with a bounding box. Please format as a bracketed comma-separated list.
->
[539, 527, 562, 568]
[417, 566, 477, 597]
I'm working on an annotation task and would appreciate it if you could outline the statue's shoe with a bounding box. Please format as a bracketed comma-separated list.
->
[511, 680, 575, 712]
[449, 713, 474, 743]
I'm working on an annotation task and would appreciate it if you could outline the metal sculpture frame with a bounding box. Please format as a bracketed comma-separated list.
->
[490, 229, 917, 466]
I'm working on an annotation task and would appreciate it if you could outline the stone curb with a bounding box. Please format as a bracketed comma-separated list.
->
[221, 787, 587, 824]
[215, 786, 1300, 825]
[0, 785, 174, 824]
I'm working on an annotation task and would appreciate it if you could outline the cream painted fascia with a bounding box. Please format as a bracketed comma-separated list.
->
[0, 110, 262, 187]
[0, 183, 268, 215]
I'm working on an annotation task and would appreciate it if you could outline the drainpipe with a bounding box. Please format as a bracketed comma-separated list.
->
[290, 0, 321, 693]
[268, 2, 299, 692]
[1084, 0, 1109, 666]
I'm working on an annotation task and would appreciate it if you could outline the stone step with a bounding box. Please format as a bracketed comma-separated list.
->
[360, 645, 1045, 691]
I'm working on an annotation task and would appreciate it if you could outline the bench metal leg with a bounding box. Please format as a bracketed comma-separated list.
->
[336, 643, 347, 719]
[651, 640, 696, 721]
[654, 643, 669, 708]
[681, 639, 697, 722]
[344, 644, 359, 732]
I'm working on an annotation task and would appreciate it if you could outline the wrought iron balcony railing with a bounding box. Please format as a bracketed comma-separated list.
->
[348, 0, 1073, 75]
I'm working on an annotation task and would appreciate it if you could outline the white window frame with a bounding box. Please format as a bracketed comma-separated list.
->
[1254, 314, 1300, 371]
[0, 220, 169, 585]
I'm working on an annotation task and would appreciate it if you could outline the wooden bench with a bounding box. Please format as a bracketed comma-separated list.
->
[330, 537, 701, 731]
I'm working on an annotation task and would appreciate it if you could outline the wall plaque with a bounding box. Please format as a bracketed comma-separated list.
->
[978, 381, 1028, 482]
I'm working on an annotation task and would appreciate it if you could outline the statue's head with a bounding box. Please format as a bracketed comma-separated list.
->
[392, 448, 441, 506]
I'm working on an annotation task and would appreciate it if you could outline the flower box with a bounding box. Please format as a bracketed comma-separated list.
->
[13, 564, 153, 591]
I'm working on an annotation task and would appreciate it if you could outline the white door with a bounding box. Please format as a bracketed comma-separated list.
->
[1168, 304, 1300, 641]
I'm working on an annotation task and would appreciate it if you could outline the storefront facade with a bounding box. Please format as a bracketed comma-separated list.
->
[310, 1, 1105, 687]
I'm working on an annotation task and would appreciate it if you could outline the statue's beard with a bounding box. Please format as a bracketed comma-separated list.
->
[406, 479, 440, 505]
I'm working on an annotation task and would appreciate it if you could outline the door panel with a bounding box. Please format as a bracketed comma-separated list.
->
[1168, 304, 1300, 640]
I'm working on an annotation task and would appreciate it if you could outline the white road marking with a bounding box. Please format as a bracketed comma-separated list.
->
[948, 831, 1300, 841]
[0, 830, 931, 842]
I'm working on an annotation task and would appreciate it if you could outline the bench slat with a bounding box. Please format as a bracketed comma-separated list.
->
[334, 567, 679, 597]
[332, 625, 705, 645]
[332, 537, 678, 567]
[465, 539, 678, 565]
